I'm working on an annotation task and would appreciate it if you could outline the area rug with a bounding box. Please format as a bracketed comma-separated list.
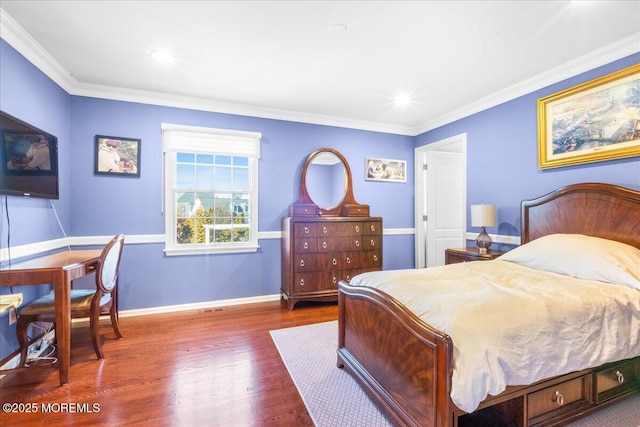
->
[270, 320, 640, 427]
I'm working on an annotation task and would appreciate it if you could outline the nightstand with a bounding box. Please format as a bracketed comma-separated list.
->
[445, 247, 506, 265]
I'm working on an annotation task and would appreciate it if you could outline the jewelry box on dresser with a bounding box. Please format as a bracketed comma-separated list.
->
[281, 148, 382, 310]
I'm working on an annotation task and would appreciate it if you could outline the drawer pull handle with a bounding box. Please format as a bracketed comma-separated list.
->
[346, 257, 351, 264]
[355, 240, 360, 247]
[370, 239, 375, 246]
[304, 227, 310, 234]
[332, 277, 337, 284]
[616, 370, 625, 384]
[303, 242, 309, 249]
[346, 275, 351, 281]
[300, 260, 305, 267]
[552, 391, 564, 407]
[355, 226, 360, 232]
[299, 279, 304, 286]
[323, 241, 328, 249]
[323, 226, 327, 234]
[332, 258, 337, 265]
[370, 225, 375, 232]
[373, 255, 378, 261]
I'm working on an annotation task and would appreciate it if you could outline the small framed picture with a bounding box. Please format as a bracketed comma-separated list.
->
[94, 135, 141, 177]
[365, 157, 406, 182]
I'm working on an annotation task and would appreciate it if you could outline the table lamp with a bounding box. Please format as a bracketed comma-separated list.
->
[471, 204, 496, 254]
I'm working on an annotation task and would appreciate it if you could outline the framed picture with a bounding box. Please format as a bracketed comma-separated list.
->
[94, 135, 141, 177]
[365, 157, 406, 182]
[537, 63, 640, 169]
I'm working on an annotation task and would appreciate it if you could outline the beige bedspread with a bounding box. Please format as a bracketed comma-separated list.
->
[349, 260, 640, 413]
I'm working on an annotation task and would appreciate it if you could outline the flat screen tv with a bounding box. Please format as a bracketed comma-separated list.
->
[0, 110, 59, 199]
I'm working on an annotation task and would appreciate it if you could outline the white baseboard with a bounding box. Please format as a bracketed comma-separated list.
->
[118, 293, 282, 318]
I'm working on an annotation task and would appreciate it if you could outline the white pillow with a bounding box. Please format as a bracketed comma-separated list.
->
[497, 234, 640, 290]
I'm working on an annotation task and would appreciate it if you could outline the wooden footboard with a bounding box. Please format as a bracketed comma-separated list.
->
[337, 279, 454, 427]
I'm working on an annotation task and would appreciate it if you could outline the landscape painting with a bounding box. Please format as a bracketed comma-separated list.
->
[538, 63, 640, 169]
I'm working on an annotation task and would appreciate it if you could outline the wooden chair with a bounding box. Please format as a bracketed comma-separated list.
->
[16, 234, 125, 367]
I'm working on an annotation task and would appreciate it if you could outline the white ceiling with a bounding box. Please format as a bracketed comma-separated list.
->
[1, 1, 639, 136]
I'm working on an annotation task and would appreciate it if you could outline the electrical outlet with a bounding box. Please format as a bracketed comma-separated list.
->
[8, 306, 18, 325]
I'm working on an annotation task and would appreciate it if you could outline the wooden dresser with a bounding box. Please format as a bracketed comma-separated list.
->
[281, 148, 382, 309]
[281, 216, 382, 309]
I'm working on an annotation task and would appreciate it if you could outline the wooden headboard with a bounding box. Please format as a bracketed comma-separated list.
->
[521, 182, 640, 248]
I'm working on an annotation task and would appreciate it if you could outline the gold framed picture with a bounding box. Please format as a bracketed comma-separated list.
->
[537, 63, 640, 169]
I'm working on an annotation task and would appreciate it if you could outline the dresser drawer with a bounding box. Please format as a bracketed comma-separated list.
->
[363, 235, 381, 250]
[293, 237, 318, 253]
[318, 222, 364, 237]
[527, 375, 590, 420]
[595, 359, 640, 402]
[317, 236, 352, 252]
[293, 254, 319, 272]
[294, 223, 318, 237]
[316, 253, 343, 271]
[363, 220, 381, 235]
[364, 250, 382, 267]
[292, 273, 318, 292]
[318, 270, 342, 290]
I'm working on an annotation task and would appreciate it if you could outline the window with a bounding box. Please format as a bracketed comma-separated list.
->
[162, 124, 261, 256]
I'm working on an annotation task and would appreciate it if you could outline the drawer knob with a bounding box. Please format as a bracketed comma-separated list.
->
[346, 257, 351, 264]
[355, 226, 360, 232]
[300, 260, 305, 267]
[322, 241, 328, 249]
[332, 258, 337, 266]
[370, 225, 375, 232]
[370, 239, 375, 246]
[303, 242, 309, 249]
[332, 277, 337, 284]
[323, 226, 327, 234]
[373, 255, 378, 262]
[552, 391, 564, 407]
[304, 227, 310, 234]
[346, 275, 351, 282]
[616, 370, 625, 384]
[355, 240, 360, 247]
[299, 279, 304, 286]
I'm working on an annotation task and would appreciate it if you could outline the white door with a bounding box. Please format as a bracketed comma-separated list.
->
[415, 135, 466, 268]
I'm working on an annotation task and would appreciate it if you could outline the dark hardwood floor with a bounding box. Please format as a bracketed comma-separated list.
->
[0, 300, 338, 426]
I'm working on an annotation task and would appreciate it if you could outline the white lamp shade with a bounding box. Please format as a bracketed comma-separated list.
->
[471, 204, 496, 227]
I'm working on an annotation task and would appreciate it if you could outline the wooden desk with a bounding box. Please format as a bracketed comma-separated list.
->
[0, 249, 102, 385]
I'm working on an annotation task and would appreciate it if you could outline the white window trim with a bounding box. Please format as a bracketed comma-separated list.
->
[162, 123, 261, 256]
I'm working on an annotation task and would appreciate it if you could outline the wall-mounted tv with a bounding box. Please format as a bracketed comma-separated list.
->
[0, 110, 59, 199]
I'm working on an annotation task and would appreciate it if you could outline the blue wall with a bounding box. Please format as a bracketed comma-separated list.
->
[416, 53, 640, 239]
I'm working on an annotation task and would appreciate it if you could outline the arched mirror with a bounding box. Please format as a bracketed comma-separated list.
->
[305, 151, 347, 210]
[290, 148, 369, 217]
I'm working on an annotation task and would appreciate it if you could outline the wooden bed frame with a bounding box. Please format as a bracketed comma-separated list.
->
[337, 183, 640, 427]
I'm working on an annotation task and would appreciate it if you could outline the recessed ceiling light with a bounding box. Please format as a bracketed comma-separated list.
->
[327, 24, 348, 36]
[150, 50, 174, 64]
[394, 94, 411, 107]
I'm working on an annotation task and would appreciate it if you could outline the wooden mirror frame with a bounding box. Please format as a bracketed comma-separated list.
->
[289, 148, 369, 217]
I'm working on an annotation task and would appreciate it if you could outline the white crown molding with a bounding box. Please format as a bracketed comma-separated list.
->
[413, 32, 640, 135]
[0, 9, 76, 93]
[2, 7, 637, 137]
